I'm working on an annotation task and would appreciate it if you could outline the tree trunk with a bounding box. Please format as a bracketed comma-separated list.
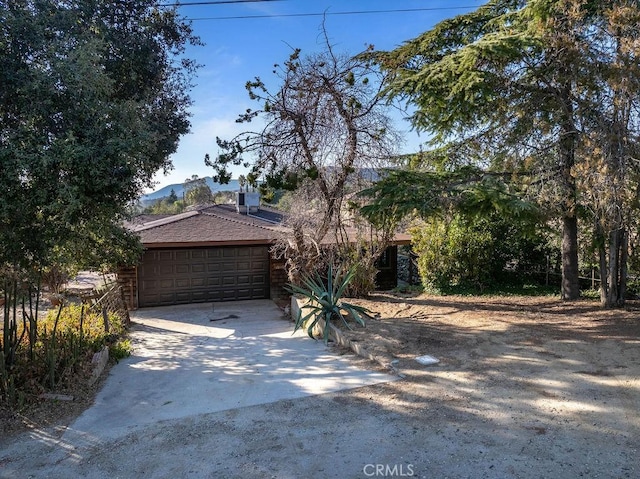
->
[603, 228, 628, 307]
[606, 229, 620, 306]
[561, 214, 580, 300]
[598, 239, 608, 305]
[558, 81, 580, 301]
[619, 229, 628, 303]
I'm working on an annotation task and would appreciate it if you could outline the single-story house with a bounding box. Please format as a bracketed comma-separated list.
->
[118, 194, 410, 309]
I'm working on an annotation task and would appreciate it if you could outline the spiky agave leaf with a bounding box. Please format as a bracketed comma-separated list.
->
[286, 263, 367, 343]
[339, 301, 372, 329]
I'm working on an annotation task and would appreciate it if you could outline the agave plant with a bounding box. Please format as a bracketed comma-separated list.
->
[286, 263, 372, 343]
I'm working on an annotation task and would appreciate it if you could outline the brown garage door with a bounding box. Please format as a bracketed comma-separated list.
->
[138, 246, 270, 307]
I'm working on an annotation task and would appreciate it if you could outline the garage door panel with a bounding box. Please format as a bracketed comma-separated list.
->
[222, 249, 237, 258]
[138, 246, 269, 307]
[207, 250, 221, 259]
[192, 263, 205, 273]
[159, 265, 173, 275]
[222, 262, 236, 272]
[222, 290, 240, 300]
[207, 263, 221, 272]
[155, 292, 175, 303]
[175, 291, 191, 302]
[175, 264, 189, 274]
[236, 261, 251, 271]
[140, 280, 157, 290]
[235, 290, 251, 300]
[175, 250, 190, 260]
[191, 250, 206, 259]
[222, 276, 237, 286]
[208, 290, 224, 301]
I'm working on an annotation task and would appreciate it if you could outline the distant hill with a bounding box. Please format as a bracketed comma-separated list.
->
[140, 177, 243, 205]
[139, 168, 384, 206]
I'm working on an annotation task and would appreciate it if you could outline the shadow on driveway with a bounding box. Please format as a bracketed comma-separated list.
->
[64, 300, 395, 445]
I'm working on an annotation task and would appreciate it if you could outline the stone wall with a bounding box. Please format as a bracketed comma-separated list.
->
[398, 253, 420, 285]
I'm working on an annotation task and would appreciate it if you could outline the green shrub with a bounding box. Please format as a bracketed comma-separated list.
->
[109, 339, 132, 362]
[411, 213, 553, 292]
[2, 303, 129, 405]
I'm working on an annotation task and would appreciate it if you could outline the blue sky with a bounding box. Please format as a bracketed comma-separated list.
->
[152, 0, 485, 191]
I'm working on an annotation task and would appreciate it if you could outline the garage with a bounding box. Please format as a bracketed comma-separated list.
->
[119, 203, 409, 310]
[137, 246, 270, 307]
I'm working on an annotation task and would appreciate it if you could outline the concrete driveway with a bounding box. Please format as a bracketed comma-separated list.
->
[66, 300, 394, 444]
[0, 300, 395, 478]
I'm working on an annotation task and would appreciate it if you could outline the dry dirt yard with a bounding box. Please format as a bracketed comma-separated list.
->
[1, 293, 639, 478]
[338, 293, 640, 477]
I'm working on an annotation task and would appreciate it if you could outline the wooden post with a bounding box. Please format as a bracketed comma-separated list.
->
[102, 307, 110, 333]
[546, 255, 550, 286]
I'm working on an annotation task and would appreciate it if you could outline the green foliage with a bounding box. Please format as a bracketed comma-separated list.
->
[109, 339, 132, 362]
[361, 167, 539, 228]
[0, 0, 198, 276]
[428, 282, 559, 297]
[370, 0, 640, 304]
[411, 213, 553, 292]
[145, 197, 186, 215]
[287, 264, 372, 344]
[39, 304, 123, 390]
[41, 304, 125, 348]
[183, 175, 212, 205]
[1, 302, 128, 406]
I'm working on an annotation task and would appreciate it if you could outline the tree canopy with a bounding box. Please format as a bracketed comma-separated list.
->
[0, 0, 198, 274]
[363, 0, 640, 305]
[183, 175, 213, 205]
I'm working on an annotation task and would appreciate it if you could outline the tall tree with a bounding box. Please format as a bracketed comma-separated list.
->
[207, 30, 400, 286]
[571, 2, 640, 306]
[183, 175, 212, 205]
[0, 0, 198, 274]
[366, 0, 620, 300]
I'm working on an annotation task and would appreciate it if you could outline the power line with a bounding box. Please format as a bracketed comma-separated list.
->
[182, 6, 480, 21]
[160, 0, 283, 6]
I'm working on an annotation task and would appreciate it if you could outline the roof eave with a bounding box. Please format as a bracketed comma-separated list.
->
[142, 240, 277, 249]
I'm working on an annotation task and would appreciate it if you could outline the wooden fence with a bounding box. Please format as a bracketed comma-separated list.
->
[88, 283, 130, 330]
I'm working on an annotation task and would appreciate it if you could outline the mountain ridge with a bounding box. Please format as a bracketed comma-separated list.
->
[141, 177, 243, 203]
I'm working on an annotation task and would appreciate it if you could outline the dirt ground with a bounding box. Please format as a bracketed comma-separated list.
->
[1, 293, 639, 478]
[336, 293, 640, 477]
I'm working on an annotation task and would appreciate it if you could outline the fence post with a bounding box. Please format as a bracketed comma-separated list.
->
[101, 307, 110, 333]
[546, 255, 550, 286]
